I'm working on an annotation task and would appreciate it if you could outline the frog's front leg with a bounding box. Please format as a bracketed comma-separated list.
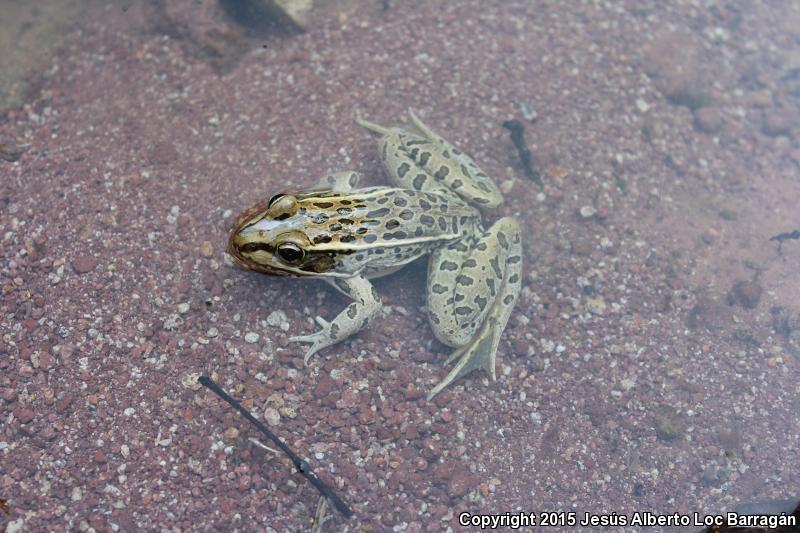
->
[426, 217, 522, 399]
[289, 275, 382, 363]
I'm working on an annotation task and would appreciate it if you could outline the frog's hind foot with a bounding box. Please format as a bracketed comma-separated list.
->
[426, 318, 501, 400]
[354, 117, 392, 137]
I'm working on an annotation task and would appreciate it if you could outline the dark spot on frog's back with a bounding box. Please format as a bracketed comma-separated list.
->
[314, 201, 334, 208]
[337, 207, 353, 215]
[340, 234, 356, 243]
[310, 212, 329, 224]
[385, 219, 400, 230]
[313, 234, 332, 244]
[367, 207, 390, 218]
[420, 215, 435, 227]
[364, 234, 378, 243]
[382, 231, 407, 240]
[393, 196, 408, 207]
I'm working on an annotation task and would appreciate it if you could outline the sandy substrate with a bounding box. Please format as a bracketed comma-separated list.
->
[1, 1, 799, 531]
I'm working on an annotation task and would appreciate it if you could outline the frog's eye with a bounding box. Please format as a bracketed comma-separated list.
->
[268, 194, 285, 208]
[276, 242, 305, 264]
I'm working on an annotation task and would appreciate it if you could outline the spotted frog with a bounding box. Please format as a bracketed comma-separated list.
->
[228, 111, 522, 398]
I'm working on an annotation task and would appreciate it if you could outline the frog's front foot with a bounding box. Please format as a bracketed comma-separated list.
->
[290, 276, 383, 365]
[289, 316, 335, 364]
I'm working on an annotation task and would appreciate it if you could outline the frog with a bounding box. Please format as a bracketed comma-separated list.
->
[227, 110, 522, 399]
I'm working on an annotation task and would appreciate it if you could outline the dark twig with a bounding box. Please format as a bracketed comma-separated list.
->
[198, 375, 354, 519]
[769, 230, 800, 243]
[502, 119, 541, 186]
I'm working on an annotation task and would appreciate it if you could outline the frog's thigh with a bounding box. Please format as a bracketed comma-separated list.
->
[314, 171, 361, 192]
[427, 217, 522, 347]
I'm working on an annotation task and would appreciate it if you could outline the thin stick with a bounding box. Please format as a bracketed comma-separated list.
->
[198, 375, 354, 518]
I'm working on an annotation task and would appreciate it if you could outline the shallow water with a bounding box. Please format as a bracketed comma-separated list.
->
[1, 1, 799, 531]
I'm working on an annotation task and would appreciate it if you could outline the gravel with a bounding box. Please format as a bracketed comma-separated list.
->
[1, 0, 799, 531]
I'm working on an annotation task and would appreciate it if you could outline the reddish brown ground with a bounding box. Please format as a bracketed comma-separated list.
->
[1, 1, 799, 531]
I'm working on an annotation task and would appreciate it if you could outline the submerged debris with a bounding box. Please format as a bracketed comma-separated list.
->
[220, 0, 313, 32]
[727, 280, 762, 310]
[0, 141, 25, 162]
[198, 375, 353, 518]
[769, 229, 800, 243]
[502, 119, 541, 186]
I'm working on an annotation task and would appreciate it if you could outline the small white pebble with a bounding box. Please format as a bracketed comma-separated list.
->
[264, 408, 280, 426]
[244, 332, 260, 344]
[579, 205, 597, 218]
[123, 407, 135, 417]
[267, 310, 288, 328]
[177, 302, 190, 314]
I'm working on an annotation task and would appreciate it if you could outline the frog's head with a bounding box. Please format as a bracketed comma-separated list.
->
[227, 193, 336, 277]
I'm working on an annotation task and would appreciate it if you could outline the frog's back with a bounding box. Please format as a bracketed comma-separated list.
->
[294, 186, 480, 277]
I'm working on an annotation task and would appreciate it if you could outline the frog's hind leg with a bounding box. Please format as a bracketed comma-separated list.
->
[426, 217, 522, 399]
[407, 109, 503, 208]
[314, 171, 361, 192]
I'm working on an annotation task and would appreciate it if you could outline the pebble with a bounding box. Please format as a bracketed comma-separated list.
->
[586, 297, 607, 315]
[72, 255, 97, 274]
[762, 110, 791, 137]
[200, 241, 214, 258]
[693, 106, 723, 133]
[177, 302, 191, 314]
[654, 407, 686, 441]
[266, 310, 290, 330]
[14, 405, 35, 423]
[579, 205, 597, 218]
[244, 332, 260, 344]
[264, 407, 280, 426]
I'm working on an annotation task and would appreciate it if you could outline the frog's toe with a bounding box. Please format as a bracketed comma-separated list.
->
[289, 322, 332, 364]
[427, 324, 498, 400]
[354, 117, 392, 136]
